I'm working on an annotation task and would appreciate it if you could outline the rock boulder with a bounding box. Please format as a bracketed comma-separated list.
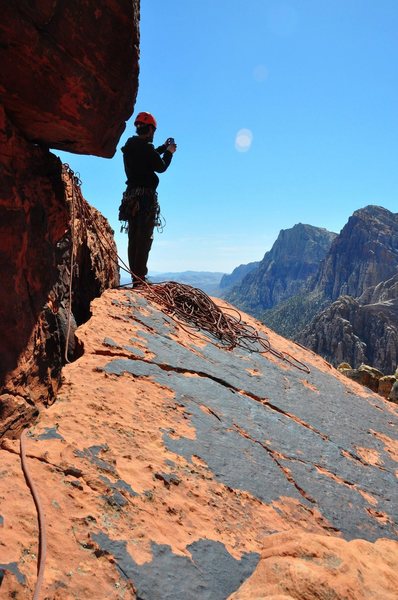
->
[230, 532, 398, 600]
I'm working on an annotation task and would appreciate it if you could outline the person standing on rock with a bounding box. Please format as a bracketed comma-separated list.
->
[119, 111, 177, 287]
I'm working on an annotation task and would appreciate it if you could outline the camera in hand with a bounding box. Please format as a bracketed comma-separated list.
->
[166, 137, 175, 146]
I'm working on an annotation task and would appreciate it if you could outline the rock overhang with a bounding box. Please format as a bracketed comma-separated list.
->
[0, 1, 139, 157]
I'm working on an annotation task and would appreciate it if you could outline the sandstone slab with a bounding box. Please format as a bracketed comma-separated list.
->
[0, 289, 397, 598]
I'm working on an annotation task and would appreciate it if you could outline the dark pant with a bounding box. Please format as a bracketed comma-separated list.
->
[127, 193, 157, 281]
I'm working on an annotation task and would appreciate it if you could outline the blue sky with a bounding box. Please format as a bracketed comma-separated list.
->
[57, 0, 398, 274]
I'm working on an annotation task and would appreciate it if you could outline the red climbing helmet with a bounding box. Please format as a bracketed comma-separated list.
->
[134, 112, 157, 129]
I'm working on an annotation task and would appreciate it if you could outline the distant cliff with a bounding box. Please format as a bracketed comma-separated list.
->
[219, 261, 260, 294]
[297, 206, 398, 372]
[225, 206, 398, 374]
[226, 223, 336, 314]
[314, 205, 398, 300]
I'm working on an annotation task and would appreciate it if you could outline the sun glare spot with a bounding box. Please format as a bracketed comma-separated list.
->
[253, 64, 269, 82]
[235, 129, 253, 152]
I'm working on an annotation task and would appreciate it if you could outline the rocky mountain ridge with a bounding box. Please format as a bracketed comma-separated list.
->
[148, 271, 225, 295]
[226, 223, 337, 314]
[227, 206, 398, 374]
[314, 205, 398, 300]
[219, 261, 260, 293]
[299, 206, 398, 373]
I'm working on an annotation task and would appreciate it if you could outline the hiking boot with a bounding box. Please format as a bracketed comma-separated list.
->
[132, 278, 149, 288]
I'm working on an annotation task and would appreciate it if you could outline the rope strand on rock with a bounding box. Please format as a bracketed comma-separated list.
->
[20, 430, 47, 600]
[62, 164, 133, 277]
[63, 164, 78, 364]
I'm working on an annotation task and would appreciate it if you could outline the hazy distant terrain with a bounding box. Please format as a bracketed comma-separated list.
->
[121, 271, 226, 295]
[120, 264, 262, 296]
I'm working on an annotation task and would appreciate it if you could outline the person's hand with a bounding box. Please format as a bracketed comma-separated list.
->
[167, 143, 177, 154]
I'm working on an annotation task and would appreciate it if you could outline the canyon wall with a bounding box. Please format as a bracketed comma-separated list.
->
[0, 1, 140, 437]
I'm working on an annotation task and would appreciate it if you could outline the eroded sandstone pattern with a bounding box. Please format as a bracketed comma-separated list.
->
[1, 290, 396, 598]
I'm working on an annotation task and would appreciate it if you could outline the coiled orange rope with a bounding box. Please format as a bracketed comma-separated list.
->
[138, 281, 310, 373]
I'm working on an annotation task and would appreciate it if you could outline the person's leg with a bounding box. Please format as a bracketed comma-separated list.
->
[125, 191, 140, 281]
[133, 216, 155, 281]
[128, 196, 156, 282]
[127, 220, 137, 280]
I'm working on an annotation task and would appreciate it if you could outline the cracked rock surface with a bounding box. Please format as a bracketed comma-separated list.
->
[0, 289, 397, 599]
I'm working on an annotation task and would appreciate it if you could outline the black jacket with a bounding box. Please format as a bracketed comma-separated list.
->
[122, 136, 173, 190]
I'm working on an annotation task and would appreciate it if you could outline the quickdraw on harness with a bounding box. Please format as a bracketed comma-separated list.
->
[119, 187, 164, 234]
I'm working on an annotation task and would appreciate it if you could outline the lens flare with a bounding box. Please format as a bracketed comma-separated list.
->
[253, 64, 269, 82]
[235, 129, 253, 152]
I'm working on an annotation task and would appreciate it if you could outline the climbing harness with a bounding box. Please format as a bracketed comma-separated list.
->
[118, 187, 165, 234]
[118, 187, 139, 231]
